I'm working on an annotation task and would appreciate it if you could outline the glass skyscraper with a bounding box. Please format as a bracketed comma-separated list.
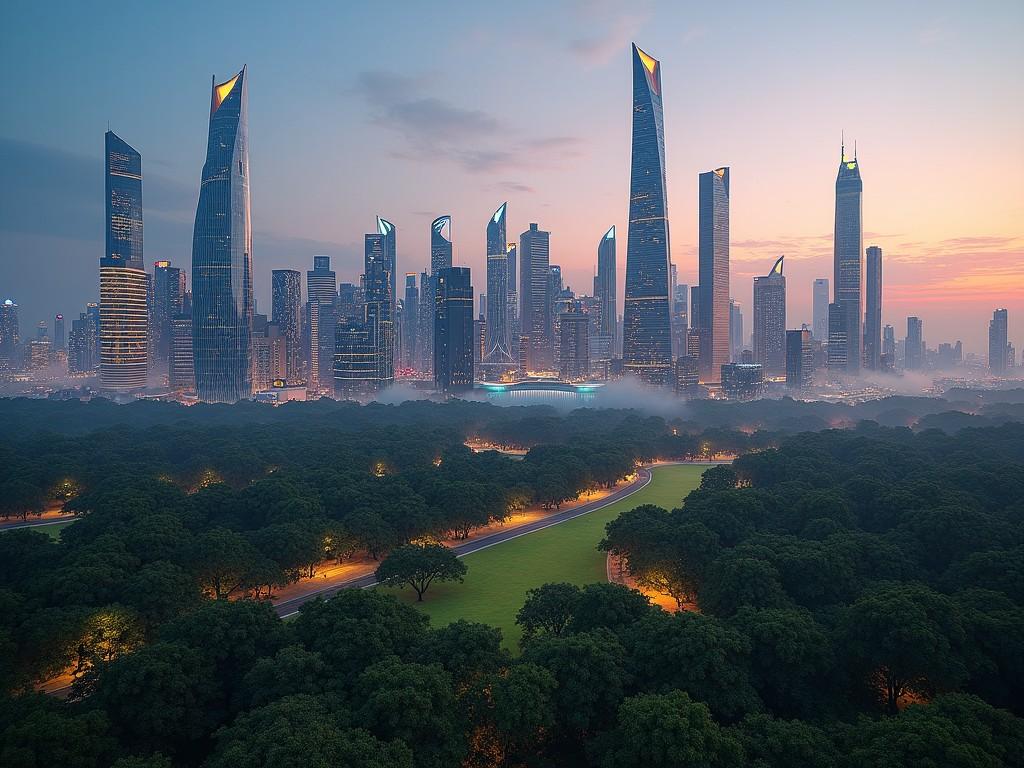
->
[623, 43, 672, 385]
[596, 226, 617, 348]
[812, 278, 830, 342]
[520, 223, 551, 371]
[697, 167, 730, 383]
[434, 266, 474, 393]
[830, 143, 863, 374]
[191, 67, 253, 402]
[752, 255, 786, 375]
[864, 246, 882, 370]
[364, 230, 394, 388]
[484, 203, 513, 364]
[377, 216, 397, 316]
[101, 130, 148, 391]
[271, 269, 302, 380]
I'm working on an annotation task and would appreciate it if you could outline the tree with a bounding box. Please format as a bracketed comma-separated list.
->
[238, 645, 330, 710]
[375, 543, 467, 602]
[187, 528, 264, 599]
[515, 582, 581, 642]
[700, 556, 790, 616]
[122, 561, 203, 627]
[700, 465, 739, 492]
[0, 695, 118, 768]
[488, 663, 557, 761]
[731, 714, 837, 768]
[593, 691, 744, 768]
[566, 582, 653, 637]
[840, 582, 968, 714]
[343, 509, 396, 560]
[417, 620, 509, 685]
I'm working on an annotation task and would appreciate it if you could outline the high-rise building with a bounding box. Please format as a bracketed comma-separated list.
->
[36, 320, 47, 341]
[402, 273, 418, 369]
[434, 266, 474, 393]
[333, 318, 377, 396]
[831, 143, 863, 374]
[271, 269, 302, 380]
[419, 215, 453, 377]
[812, 278, 829, 342]
[596, 226, 617, 349]
[721, 363, 765, 400]
[827, 303, 847, 370]
[306, 256, 337, 389]
[152, 261, 185, 367]
[0, 299, 19, 371]
[484, 203, 514, 364]
[431, 215, 453, 275]
[883, 324, 896, 369]
[506, 243, 519, 348]
[696, 167, 731, 382]
[307, 255, 337, 304]
[864, 246, 882, 370]
[559, 303, 590, 381]
[364, 231, 395, 388]
[54, 314, 65, 351]
[671, 282, 689, 358]
[675, 355, 700, 395]
[623, 44, 673, 385]
[68, 312, 96, 374]
[989, 308, 1009, 373]
[729, 299, 743, 361]
[169, 314, 194, 391]
[905, 316, 924, 370]
[786, 328, 813, 389]
[252, 323, 287, 392]
[101, 130, 148, 391]
[753, 256, 786, 375]
[191, 67, 252, 402]
[376, 217, 397, 318]
[520, 222, 552, 371]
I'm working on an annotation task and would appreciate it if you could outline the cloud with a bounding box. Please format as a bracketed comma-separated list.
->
[493, 181, 536, 194]
[354, 70, 584, 174]
[567, 1, 651, 66]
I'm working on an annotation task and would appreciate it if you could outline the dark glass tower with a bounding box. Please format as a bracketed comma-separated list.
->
[596, 225, 617, 345]
[153, 261, 185, 366]
[752, 255, 786, 375]
[377, 216, 397, 316]
[101, 131, 148, 391]
[271, 269, 302, 380]
[697, 167, 730, 382]
[623, 44, 672, 384]
[430, 215, 453, 274]
[434, 266, 474, 393]
[191, 67, 253, 402]
[864, 246, 882, 370]
[989, 308, 1008, 373]
[520, 223, 551, 371]
[831, 143, 863, 374]
[364, 230, 394, 388]
[484, 202, 513, 364]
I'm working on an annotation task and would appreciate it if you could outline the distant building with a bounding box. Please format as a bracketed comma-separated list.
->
[882, 324, 896, 370]
[54, 314, 65, 352]
[832, 143, 863, 374]
[675, 355, 699, 395]
[485, 203, 514, 365]
[786, 328, 813, 389]
[333, 318, 377, 395]
[559, 304, 590, 381]
[307, 255, 337, 389]
[753, 256, 786, 375]
[169, 314, 194, 391]
[434, 267, 474, 393]
[697, 167, 730, 383]
[864, 246, 882, 370]
[0, 299, 19, 371]
[152, 261, 185, 368]
[721, 362, 765, 400]
[827, 303, 847, 371]
[729, 299, 743, 362]
[989, 308, 1009, 373]
[252, 323, 287, 391]
[596, 226, 618, 354]
[905, 316, 924, 370]
[364, 233, 395, 388]
[520, 223, 552, 371]
[29, 338, 51, 371]
[271, 269, 302, 380]
[812, 278, 829, 342]
[402, 274, 418, 369]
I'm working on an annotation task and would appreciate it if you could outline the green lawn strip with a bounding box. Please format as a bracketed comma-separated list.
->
[0, 520, 72, 540]
[381, 464, 706, 649]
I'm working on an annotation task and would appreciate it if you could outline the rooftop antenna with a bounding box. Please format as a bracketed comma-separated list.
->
[854, 139, 858, 161]
[841, 130, 845, 162]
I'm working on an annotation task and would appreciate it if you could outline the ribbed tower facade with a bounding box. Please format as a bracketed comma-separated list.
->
[101, 131, 148, 391]
[596, 226, 617, 347]
[697, 167, 730, 382]
[484, 203, 513, 364]
[864, 246, 882, 370]
[752, 255, 786, 375]
[830, 144, 863, 374]
[419, 215, 452, 375]
[623, 44, 672, 384]
[377, 216, 397, 317]
[364, 230, 394, 388]
[191, 67, 253, 402]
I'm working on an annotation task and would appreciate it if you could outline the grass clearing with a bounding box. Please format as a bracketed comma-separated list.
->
[381, 463, 707, 649]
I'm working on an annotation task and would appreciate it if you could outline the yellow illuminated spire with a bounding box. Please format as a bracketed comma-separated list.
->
[634, 44, 660, 95]
[212, 70, 242, 115]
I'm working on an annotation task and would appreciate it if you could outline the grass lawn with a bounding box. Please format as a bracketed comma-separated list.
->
[381, 463, 707, 649]
[0, 520, 72, 540]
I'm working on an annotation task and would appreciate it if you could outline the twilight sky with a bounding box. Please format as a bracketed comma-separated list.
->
[1, 0, 1022, 354]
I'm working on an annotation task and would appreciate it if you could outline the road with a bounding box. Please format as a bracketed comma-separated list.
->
[274, 466, 655, 618]
[0, 513, 78, 531]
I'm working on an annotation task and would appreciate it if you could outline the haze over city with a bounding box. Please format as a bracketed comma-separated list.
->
[2, 0, 1021, 353]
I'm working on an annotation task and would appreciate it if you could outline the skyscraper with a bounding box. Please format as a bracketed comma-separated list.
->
[559, 303, 590, 381]
[864, 246, 882, 370]
[596, 226, 617, 349]
[152, 261, 185, 368]
[989, 308, 1009, 373]
[729, 299, 743, 361]
[402, 273, 418, 369]
[812, 278, 829, 342]
[520, 223, 552, 371]
[434, 266, 474, 393]
[753, 256, 786, 375]
[306, 256, 337, 389]
[484, 203, 513, 364]
[333, 318, 376, 395]
[307, 255, 337, 304]
[169, 314, 194, 391]
[0, 299, 20, 371]
[697, 167, 731, 382]
[191, 67, 252, 403]
[786, 328, 813, 389]
[54, 314, 65, 352]
[420, 215, 453, 376]
[506, 243, 519, 348]
[831, 143, 863, 374]
[365, 230, 394, 387]
[271, 269, 302, 380]
[905, 316, 924, 370]
[101, 130, 148, 391]
[431, 215, 453, 274]
[377, 216, 397, 317]
[623, 44, 673, 384]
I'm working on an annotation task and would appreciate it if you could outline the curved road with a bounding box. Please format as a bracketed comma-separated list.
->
[275, 466, 655, 618]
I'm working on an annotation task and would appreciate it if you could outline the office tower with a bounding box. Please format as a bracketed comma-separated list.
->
[376, 217, 397, 317]
[753, 256, 786, 375]
[169, 314, 194, 390]
[989, 309, 1009, 373]
[101, 130, 148, 391]
[864, 246, 882, 370]
[337, 282, 359, 322]
[419, 215, 453, 377]
[905, 316, 924, 370]
[695, 166, 731, 382]
[559, 303, 590, 381]
[520, 222, 552, 371]
[430, 215, 453, 274]
[416, 270, 431, 373]
[271, 269, 302, 380]
[86, 302, 101, 364]
[671, 282, 688, 358]
[0, 299, 19, 370]
[883, 324, 895, 360]
[333, 318, 376, 395]
[675, 355, 699, 395]
[812, 278, 829, 341]
[252, 323, 287, 391]
[721, 363, 765, 400]
[827, 303, 846, 369]
[786, 328, 813, 389]
[596, 226, 617, 346]
[53, 314, 64, 351]
[68, 312, 95, 374]
[306, 255, 337, 389]
[506, 243, 519, 346]
[484, 203, 514, 364]
[307, 255, 337, 304]
[152, 261, 185, 367]
[365, 230, 395, 388]
[831, 143, 863, 373]
[402, 273, 418, 369]
[729, 299, 743, 361]
[434, 266, 474, 393]
[29, 338, 51, 370]
[36, 320, 47, 341]
[623, 44, 673, 384]
[191, 67, 252, 403]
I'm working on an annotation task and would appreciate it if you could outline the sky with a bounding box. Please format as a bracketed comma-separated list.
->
[1, 0, 1022, 354]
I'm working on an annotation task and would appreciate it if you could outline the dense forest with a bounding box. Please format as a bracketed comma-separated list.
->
[1, 398, 1023, 766]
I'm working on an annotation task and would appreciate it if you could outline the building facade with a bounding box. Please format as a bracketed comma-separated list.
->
[191, 68, 253, 402]
[864, 246, 882, 370]
[623, 44, 673, 384]
[596, 226, 617, 354]
[271, 269, 302, 381]
[831, 145, 863, 374]
[786, 328, 813, 389]
[152, 261, 185, 368]
[905, 316, 924, 370]
[696, 167, 731, 383]
[752, 255, 786, 375]
[364, 232, 395, 388]
[484, 203, 514, 365]
[812, 278, 829, 342]
[989, 308, 1009, 373]
[520, 222, 552, 372]
[169, 314, 194, 391]
[434, 266, 474, 393]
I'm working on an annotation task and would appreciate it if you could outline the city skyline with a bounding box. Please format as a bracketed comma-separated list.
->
[1, 3, 1022, 355]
